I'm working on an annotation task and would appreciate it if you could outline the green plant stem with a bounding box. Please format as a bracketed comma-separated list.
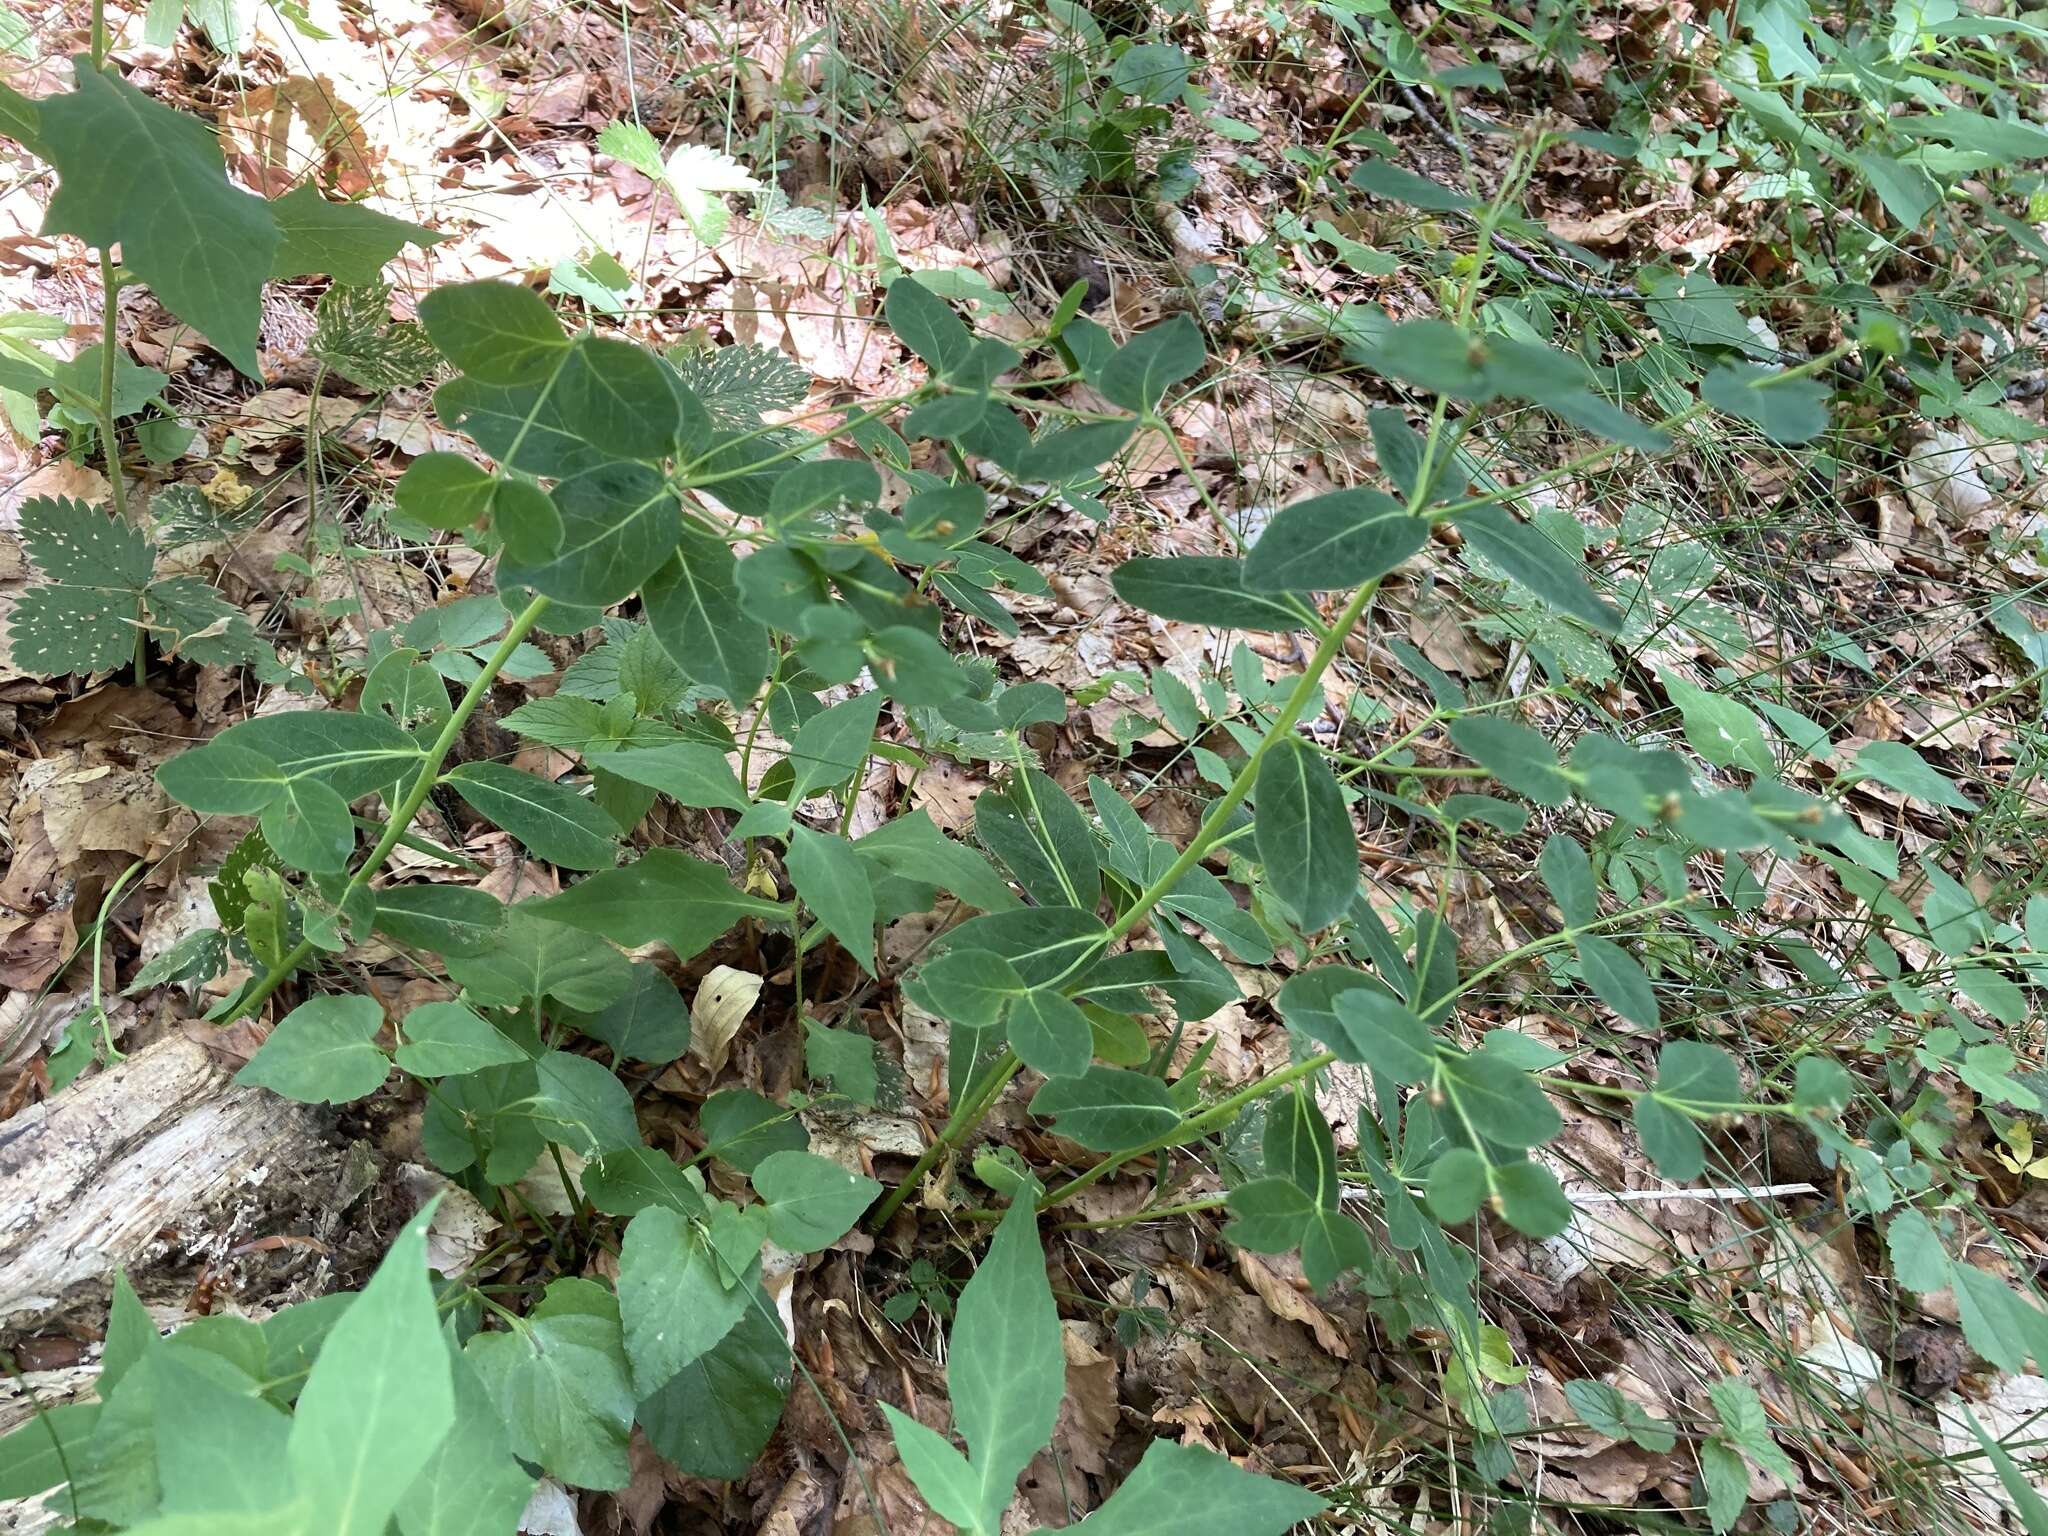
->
[229, 594, 554, 1020]
[872, 578, 1388, 1228]
[869, 1045, 1021, 1228]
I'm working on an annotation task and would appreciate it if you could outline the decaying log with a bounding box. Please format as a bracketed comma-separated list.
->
[0, 1033, 327, 1330]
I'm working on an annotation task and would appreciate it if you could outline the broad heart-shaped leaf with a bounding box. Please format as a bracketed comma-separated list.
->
[418, 279, 569, 385]
[1634, 1040, 1741, 1180]
[1446, 716, 1574, 807]
[535, 850, 787, 963]
[393, 1333, 536, 1536]
[1253, 737, 1357, 932]
[1098, 314, 1205, 414]
[948, 1199, 1064, 1535]
[153, 1353, 290, 1515]
[532, 1049, 643, 1156]
[498, 459, 680, 607]
[577, 962, 691, 1061]
[643, 528, 771, 704]
[444, 903, 635, 1011]
[617, 1204, 757, 1397]
[1111, 556, 1310, 630]
[466, 1276, 634, 1491]
[374, 885, 505, 958]
[1029, 1066, 1179, 1150]
[1456, 505, 1621, 634]
[1224, 1176, 1317, 1251]
[1242, 487, 1426, 592]
[214, 709, 427, 799]
[788, 825, 879, 974]
[267, 183, 440, 284]
[445, 761, 620, 870]
[38, 60, 278, 376]
[700, 1088, 809, 1173]
[975, 768, 1101, 910]
[637, 1285, 791, 1478]
[236, 994, 389, 1104]
[394, 1001, 526, 1077]
[1068, 1438, 1326, 1536]
[287, 1205, 455, 1536]
[1007, 986, 1095, 1078]
[752, 1149, 882, 1250]
[10, 495, 150, 674]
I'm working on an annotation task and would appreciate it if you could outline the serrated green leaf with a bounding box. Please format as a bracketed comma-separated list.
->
[10, 495, 151, 675]
[39, 60, 278, 375]
[236, 994, 388, 1104]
